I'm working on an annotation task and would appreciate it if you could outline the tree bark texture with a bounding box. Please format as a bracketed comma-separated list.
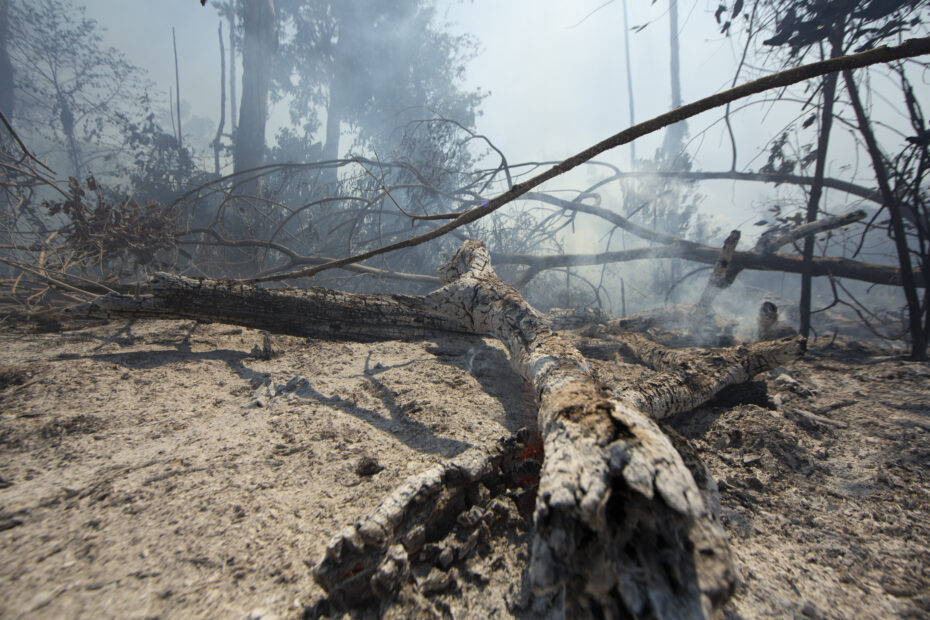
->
[70, 241, 812, 617]
[605, 331, 805, 420]
[69, 273, 468, 342]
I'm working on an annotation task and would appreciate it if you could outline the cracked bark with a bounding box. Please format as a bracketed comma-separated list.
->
[69, 240, 808, 618]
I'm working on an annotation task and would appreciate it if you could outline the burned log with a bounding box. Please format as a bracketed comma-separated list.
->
[604, 331, 805, 420]
[311, 429, 539, 615]
[422, 241, 736, 617]
[68, 273, 470, 341]
[70, 240, 808, 617]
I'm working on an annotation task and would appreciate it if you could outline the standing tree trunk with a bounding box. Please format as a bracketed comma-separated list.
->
[227, 0, 275, 274]
[172, 28, 183, 152]
[798, 47, 839, 338]
[661, 0, 686, 157]
[843, 68, 927, 359]
[228, 0, 238, 138]
[621, 0, 635, 165]
[0, 0, 13, 120]
[213, 21, 226, 176]
[233, 0, 276, 198]
[56, 90, 81, 178]
[321, 71, 343, 188]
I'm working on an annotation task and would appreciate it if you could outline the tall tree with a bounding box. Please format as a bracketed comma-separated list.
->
[621, 0, 635, 165]
[798, 54, 838, 338]
[661, 0, 686, 157]
[0, 0, 13, 120]
[273, 0, 483, 178]
[233, 0, 276, 197]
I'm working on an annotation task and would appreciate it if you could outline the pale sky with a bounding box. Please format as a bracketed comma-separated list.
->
[81, 1, 925, 249]
[84, 1, 745, 167]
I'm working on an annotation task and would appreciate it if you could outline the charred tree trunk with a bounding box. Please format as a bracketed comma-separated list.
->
[427, 243, 733, 615]
[843, 68, 926, 359]
[227, 0, 275, 275]
[56, 91, 81, 178]
[70, 241, 809, 617]
[799, 40, 841, 338]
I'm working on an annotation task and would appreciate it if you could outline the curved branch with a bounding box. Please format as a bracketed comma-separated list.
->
[181, 228, 439, 285]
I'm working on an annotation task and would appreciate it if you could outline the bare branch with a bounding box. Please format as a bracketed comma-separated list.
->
[234, 37, 930, 284]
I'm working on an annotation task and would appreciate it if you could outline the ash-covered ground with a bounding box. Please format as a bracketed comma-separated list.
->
[0, 319, 927, 619]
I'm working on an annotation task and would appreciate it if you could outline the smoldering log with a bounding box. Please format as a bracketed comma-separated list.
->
[606, 331, 806, 419]
[312, 430, 538, 612]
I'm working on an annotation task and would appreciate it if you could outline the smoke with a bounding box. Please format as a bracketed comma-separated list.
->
[5, 0, 926, 341]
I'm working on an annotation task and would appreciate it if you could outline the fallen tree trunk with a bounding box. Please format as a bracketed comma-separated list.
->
[426, 242, 736, 616]
[502, 197, 912, 288]
[69, 273, 469, 341]
[497, 240, 921, 287]
[70, 240, 808, 617]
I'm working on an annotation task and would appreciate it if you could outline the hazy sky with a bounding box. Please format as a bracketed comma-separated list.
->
[84, 1, 743, 164]
[80, 0, 924, 244]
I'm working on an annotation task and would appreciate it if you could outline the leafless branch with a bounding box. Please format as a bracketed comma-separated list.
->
[232, 37, 930, 284]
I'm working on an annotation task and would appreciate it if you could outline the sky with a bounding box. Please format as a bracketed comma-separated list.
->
[80, 1, 755, 162]
[82, 1, 768, 227]
[86, 1, 724, 161]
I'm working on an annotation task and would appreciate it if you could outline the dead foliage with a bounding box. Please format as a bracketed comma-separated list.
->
[45, 176, 179, 273]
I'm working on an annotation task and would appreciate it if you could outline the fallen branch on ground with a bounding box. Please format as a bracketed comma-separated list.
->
[492, 208, 913, 288]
